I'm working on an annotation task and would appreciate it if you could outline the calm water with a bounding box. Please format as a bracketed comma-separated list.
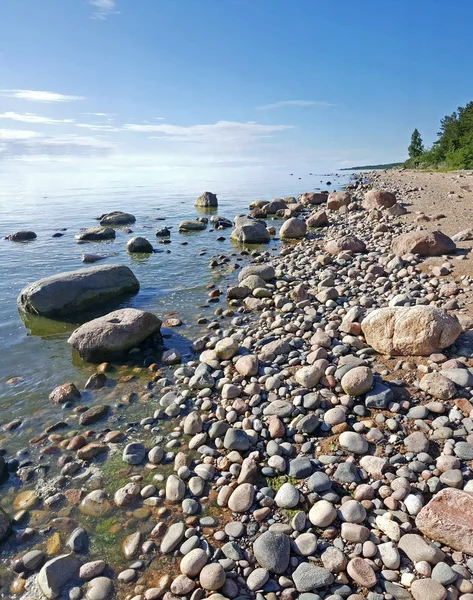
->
[0, 169, 350, 441]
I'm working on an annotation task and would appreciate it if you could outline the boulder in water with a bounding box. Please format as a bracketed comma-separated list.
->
[17, 265, 139, 317]
[126, 236, 153, 253]
[99, 211, 136, 225]
[68, 308, 162, 362]
[6, 230, 37, 242]
[195, 191, 218, 207]
[76, 227, 116, 241]
[230, 222, 270, 244]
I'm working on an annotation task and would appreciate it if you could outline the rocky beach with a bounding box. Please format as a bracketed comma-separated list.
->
[3, 170, 473, 600]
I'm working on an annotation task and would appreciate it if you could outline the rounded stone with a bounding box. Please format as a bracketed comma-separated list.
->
[341, 367, 374, 396]
[274, 483, 300, 508]
[309, 500, 337, 527]
[338, 431, 368, 454]
[199, 563, 226, 590]
[180, 548, 208, 577]
[253, 531, 291, 574]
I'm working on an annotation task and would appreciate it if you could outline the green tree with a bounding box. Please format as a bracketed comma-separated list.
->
[408, 128, 425, 159]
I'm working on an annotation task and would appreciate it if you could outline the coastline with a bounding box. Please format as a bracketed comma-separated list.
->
[2, 175, 473, 599]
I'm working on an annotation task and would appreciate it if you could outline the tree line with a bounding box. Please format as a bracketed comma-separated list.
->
[406, 101, 473, 169]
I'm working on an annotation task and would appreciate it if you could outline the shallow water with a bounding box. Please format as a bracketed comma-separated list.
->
[0, 169, 350, 439]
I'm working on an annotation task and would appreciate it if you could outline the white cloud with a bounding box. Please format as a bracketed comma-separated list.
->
[0, 129, 40, 140]
[76, 123, 121, 131]
[256, 100, 335, 110]
[90, 0, 118, 19]
[123, 120, 294, 144]
[0, 112, 75, 125]
[83, 112, 114, 117]
[0, 89, 84, 102]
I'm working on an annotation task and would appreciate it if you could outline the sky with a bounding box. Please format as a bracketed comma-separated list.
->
[0, 0, 472, 173]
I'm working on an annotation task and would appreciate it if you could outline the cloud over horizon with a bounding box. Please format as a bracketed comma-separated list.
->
[0, 112, 75, 125]
[0, 89, 85, 103]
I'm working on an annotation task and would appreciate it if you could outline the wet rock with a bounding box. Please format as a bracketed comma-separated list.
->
[6, 230, 37, 242]
[22, 549, 45, 570]
[230, 221, 270, 244]
[126, 236, 153, 253]
[123, 442, 146, 465]
[76, 226, 116, 241]
[86, 576, 114, 600]
[195, 191, 218, 207]
[179, 220, 207, 232]
[49, 382, 81, 404]
[18, 265, 139, 317]
[79, 490, 112, 517]
[0, 508, 11, 542]
[99, 211, 136, 225]
[79, 405, 109, 426]
[37, 554, 80, 599]
[68, 308, 162, 362]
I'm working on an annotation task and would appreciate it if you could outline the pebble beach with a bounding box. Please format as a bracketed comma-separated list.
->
[3, 171, 473, 600]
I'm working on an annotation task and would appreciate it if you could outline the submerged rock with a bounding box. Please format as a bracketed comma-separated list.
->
[37, 554, 80, 599]
[17, 265, 139, 317]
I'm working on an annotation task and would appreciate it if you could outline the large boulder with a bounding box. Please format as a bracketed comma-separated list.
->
[391, 230, 456, 256]
[299, 192, 328, 206]
[231, 222, 270, 244]
[17, 265, 140, 317]
[416, 488, 473, 555]
[361, 306, 462, 356]
[99, 211, 136, 225]
[76, 227, 116, 241]
[363, 189, 397, 210]
[38, 554, 81, 599]
[195, 191, 218, 207]
[327, 191, 351, 210]
[6, 230, 37, 242]
[238, 264, 275, 282]
[325, 235, 366, 254]
[68, 308, 162, 362]
[279, 218, 307, 239]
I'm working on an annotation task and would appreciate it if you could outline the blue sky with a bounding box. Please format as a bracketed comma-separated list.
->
[0, 0, 472, 171]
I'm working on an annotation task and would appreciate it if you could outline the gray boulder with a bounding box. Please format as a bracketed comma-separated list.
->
[99, 211, 136, 225]
[76, 227, 116, 241]
[253, 531, 291, 573]
[6, 230, 37, 242]
[18, 265, 139, 317]
[126, 237, 153, 253]
[230, 222, 270, 244]
[38, 554, 81, 599]
[68, 308, 162, 362]
[178, 220, 207, 232]
[195, 191, 218, 207]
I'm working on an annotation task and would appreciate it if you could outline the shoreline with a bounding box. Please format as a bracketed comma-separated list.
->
[3, 175, 473, 599]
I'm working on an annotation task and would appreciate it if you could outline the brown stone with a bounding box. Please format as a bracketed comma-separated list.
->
[327, 191, 351, 210]
[391, 230, 456, 257]
[416, 488, 473, 555]
[361, 306, 461, 356]
[77, 442, 108, 460]
[79, 405, 109, 426]
[325, 235, 366, 254]
[49, 383, 81, 404]
[346, 557, 377, 588]
[363, 189, 397, 210]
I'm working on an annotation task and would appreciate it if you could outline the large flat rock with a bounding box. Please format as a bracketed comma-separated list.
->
[68, 308, 162, 362]
[17, 265, 139, 317]
[416, 488, 473, 555]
